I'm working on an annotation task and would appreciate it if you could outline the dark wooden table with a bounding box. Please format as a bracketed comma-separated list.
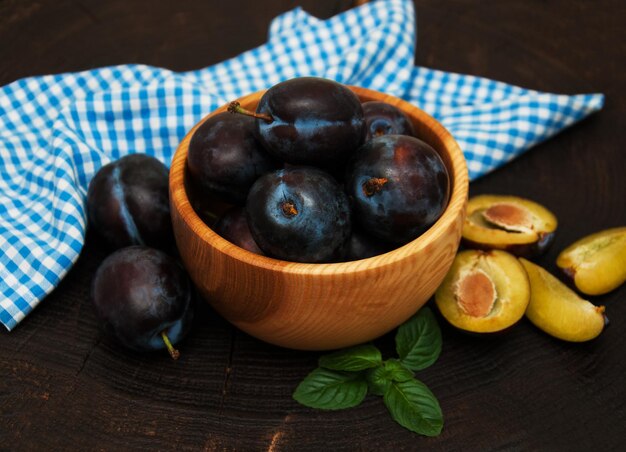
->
[1, 1, 624, 450]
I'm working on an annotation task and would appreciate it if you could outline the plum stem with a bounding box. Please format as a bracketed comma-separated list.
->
[374, 127, 386, 137]
[161, 331, 180, 360]
[228, 101, 273, 123]
[281, 201, 298, 217]
[362, 177, 388, 197]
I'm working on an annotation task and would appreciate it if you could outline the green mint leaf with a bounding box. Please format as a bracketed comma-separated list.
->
[366, 359, 414, 396]
[366, 366, 391, 396]
[318, 344, 382, 372]
[396, 307, 442, 371]
[384, 379, 443, 437]
[382, 359, 414, 382]
[293, 368, 368, 410]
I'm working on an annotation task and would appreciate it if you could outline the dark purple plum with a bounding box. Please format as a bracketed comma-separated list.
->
[185, 175, 233, 228]
[187, 112, 278, 205]
[346, 229, 395, 261]
[246, 167, 351, 263]
[213, 206, 263, 255]
[362, 101, 415, 141]
[91, 246, 193, 359]
[345, 135, 450, 245]
[87, 154, 173, 251]
[229, 77, 365, 168]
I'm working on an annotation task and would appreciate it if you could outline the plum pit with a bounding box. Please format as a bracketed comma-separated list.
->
[455, 269, 497, 318]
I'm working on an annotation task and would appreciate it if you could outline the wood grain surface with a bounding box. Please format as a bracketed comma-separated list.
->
[1, 1, 625, 450]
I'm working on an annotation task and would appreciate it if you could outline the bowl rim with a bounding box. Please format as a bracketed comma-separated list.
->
[169, 85, 469, 275]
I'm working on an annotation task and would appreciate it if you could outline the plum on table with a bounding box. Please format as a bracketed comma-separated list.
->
[462, 195, 557, 258]
[91, 246, 194, 359]
[557, 227, 626, 295]
[520, 258, 607, 342]
[435, 250, 530, 334]
[87, 154, 173, 251]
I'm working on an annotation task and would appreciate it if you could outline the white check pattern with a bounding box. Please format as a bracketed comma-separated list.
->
[0, 0, 603, 330]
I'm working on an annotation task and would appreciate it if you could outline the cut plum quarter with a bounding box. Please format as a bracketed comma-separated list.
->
[557, 227, 626, 295]
[462, 195, 557, 257]
[519, 259, 607, 342]
[435, 250, 530, 334]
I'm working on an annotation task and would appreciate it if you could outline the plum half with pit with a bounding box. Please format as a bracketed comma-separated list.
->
[91, 246, 194, 359]
[229, 77, 365, 168]
[362, 101, 415, 141]
[462, 195, 557, 257]
[435, 250, 530, 334]
[246, 167, 351, 263]
[345, 135, 450, 245]
[87, 154, 173, 251]
[187, 112, 279, 205]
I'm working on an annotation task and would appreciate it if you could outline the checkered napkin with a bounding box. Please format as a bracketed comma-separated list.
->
[0, 0, 604, 330]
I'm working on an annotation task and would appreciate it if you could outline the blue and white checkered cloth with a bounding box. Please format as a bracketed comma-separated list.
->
[0, 0, 603, 330]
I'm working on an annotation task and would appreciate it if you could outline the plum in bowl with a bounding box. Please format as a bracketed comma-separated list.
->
[169, 86, 468, 350]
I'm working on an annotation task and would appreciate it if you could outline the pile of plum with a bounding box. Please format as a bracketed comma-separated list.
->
[87, 154, 192, 359]
[84, 76, 450, 358]
[188, 77, 450, 263]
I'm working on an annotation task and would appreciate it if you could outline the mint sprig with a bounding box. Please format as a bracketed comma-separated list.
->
[366, 358, 414, 396]
[293, 307, 444, 437]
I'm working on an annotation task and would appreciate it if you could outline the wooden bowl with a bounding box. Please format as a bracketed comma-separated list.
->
[169, 86, 468, 350]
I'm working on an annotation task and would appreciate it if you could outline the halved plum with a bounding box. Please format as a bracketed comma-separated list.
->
[519, 258, 607, 342]
[435, 250, 530, 334]
[556, 227, 626, 295]
[462, 195, 557, 257]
